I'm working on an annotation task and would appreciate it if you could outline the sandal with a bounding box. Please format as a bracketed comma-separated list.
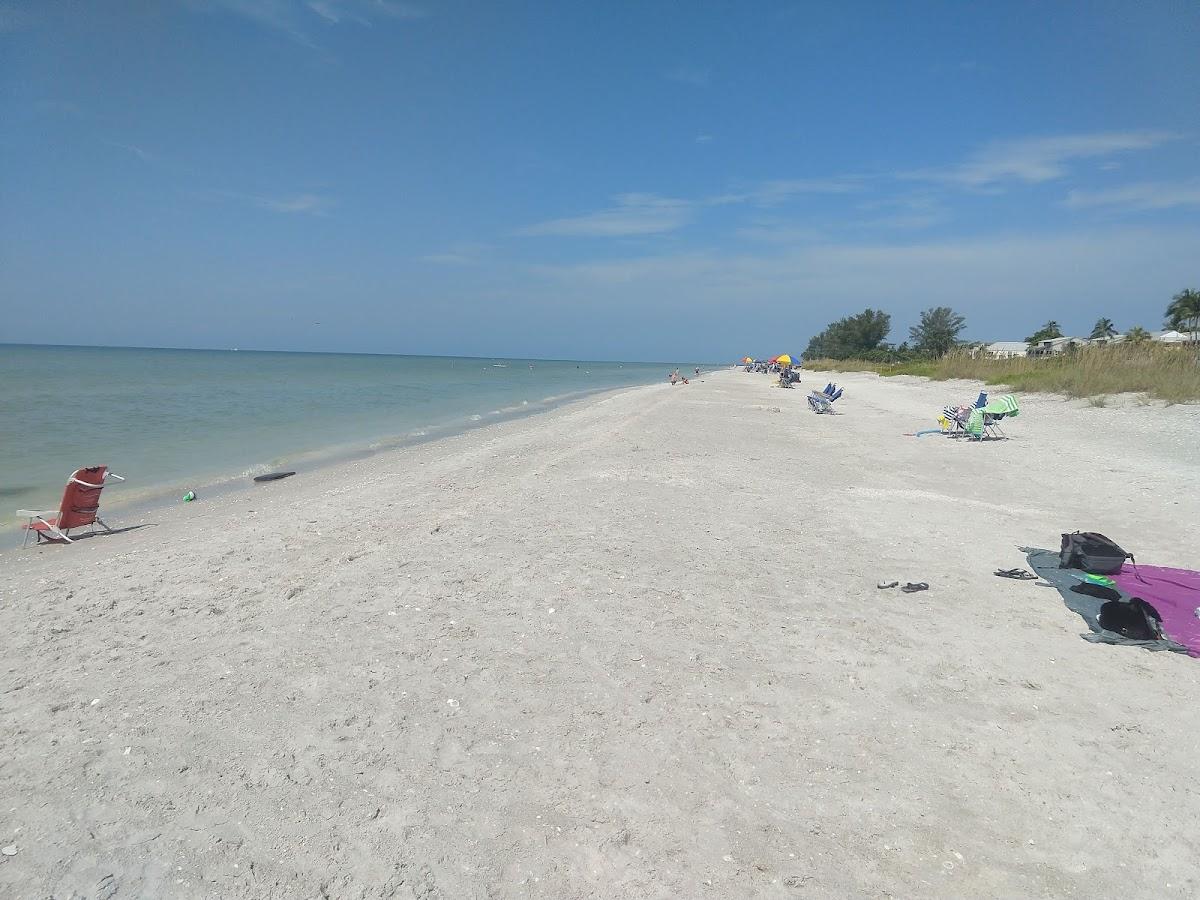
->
[877, 581, 899, 589]
[994, 568, 1037, 580]
[901, 582, 929, 593]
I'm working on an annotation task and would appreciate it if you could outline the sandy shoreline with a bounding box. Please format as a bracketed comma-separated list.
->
[0, 377, 668, 550]
[2, 368, 1198, 898]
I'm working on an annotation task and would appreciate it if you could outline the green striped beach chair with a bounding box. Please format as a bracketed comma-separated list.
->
[965, 394, 1020, 440]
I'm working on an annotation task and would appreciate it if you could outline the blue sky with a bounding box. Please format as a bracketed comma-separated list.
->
[2, 1, 1198, 361]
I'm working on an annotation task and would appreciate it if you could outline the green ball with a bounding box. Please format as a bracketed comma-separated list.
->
[183, 490, 196, 502]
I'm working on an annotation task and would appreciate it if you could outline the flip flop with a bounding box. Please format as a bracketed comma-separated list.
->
[901, 582, 929, 593]
[877, 580, 899, 589]
[994, 568, 1037, 580]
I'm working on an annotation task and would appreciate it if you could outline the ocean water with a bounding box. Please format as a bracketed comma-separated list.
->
[0, 345, 683, 530]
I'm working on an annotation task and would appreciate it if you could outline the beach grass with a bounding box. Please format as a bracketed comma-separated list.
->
[804, 344, 1200, 404]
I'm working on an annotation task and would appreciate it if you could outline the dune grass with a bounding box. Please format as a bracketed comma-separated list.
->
[805, 344, 1200, 404]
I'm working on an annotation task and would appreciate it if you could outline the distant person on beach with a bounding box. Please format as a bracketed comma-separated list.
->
[669, 370, 678, 385]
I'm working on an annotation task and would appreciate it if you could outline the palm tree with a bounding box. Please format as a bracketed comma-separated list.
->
[1025, 320, 1063, 344]
[1090, 317, 1117, 340]
[909, 306, 967, 356]
[1165, 289, 1200, 343]
[1126, 325, 1150, 343]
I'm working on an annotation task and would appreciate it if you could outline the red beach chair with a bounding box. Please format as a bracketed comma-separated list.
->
[16, 466, 125, 547]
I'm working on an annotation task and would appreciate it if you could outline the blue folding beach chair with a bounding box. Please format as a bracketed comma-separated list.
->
[808, 382, 843, 414]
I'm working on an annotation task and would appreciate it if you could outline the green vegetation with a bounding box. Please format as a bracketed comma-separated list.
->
[795, 289, 1200, 403]
[803, 308, 892, 360]
[805, 344, 1200, 404]
[1025, 320, 1063, 344]
[909, 306, 966, 356]
[1166, 288, 1200, 342]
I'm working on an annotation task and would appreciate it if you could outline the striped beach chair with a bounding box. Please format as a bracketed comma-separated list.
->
[960, 394, 1020, 440]
[939, 391, 986, 436]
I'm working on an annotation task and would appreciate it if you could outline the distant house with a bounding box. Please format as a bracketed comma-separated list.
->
[983, 341, 1029, 359]
[1088, 333, 1125, 346]
[1151, 329, 1191, 344]
[1027, 336, 1090, 357]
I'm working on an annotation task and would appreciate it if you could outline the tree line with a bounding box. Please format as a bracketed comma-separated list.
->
[803, 289, 1199, 361]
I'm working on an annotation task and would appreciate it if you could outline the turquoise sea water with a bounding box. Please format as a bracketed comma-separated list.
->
[0, 345, 686, 530]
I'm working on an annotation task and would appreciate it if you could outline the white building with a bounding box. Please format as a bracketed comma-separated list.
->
[983, 341, 1029, 359]
[1027, 336, 1091, 357]
[1151, 329, 1191, 344]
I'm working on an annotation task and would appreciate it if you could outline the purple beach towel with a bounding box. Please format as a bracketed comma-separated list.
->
[1111, 564, 1200, 657]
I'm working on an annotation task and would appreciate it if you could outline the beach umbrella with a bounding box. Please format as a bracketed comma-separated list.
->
[741, 356, 754, 364]
[776, 354, 793, 366]
[767, 356, 779, 364]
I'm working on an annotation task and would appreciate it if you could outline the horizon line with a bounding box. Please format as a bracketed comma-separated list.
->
[0, 341, 728, 367]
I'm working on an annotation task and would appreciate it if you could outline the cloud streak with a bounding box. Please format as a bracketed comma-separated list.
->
[207, 188, 333, 214]
[0, 2, 35, 32]
[420, 243, 491, 265]
[517, 173, 866, 240]
[710, 177, 867, 207]
[908, 131, 1176, 188]
[104, 140, 155, 163]
[254, 192, 332, 214]
[1065, 179, 1200, 211]
[526, 226, 1200, 338]
[185, 0, 424, 48]
[518, 194, 693, 237]
[665, 65, 711, 87]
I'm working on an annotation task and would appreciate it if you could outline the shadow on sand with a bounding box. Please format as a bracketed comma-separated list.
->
[25, 523, 157, 548]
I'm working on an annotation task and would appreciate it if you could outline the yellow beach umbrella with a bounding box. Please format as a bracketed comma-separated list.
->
[776, 354, 793, 366]
[741, 356, 754, 364]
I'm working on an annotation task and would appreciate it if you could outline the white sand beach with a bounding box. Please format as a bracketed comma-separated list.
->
[2, 368, 1199, 899]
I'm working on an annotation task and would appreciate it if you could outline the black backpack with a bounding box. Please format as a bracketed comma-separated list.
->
[1059, 532, 1134, 574]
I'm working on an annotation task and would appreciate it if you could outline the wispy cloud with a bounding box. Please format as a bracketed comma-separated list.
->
[420, 242, 491, 265]
[207, 187, 333, 214]
[852, 193, 949, 230]
[665, 65, 711, 87]
[0, 2, 35, 32]
[527, 227, 1200, 334]
[518, 194, 693, 237]
[695, 134, 714, 144]
[185, 0, 423, 48]
[858, 211, 948, 230]
[908, 131, 1176, 188]
[1065, 179, 1200, 211]
[517, 175, 882, 241]
[306, 0, 423, 24]
[734, 196, 946, 244]
[255, 192, 332, 214]
[709, 177, 867, 207]
[735, 222, 825, 244]
[928, 59, 986, 75]
[104, 140, 155, 164]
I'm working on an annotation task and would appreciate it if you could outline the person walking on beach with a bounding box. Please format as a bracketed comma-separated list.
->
[669, 370, 678, 385]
